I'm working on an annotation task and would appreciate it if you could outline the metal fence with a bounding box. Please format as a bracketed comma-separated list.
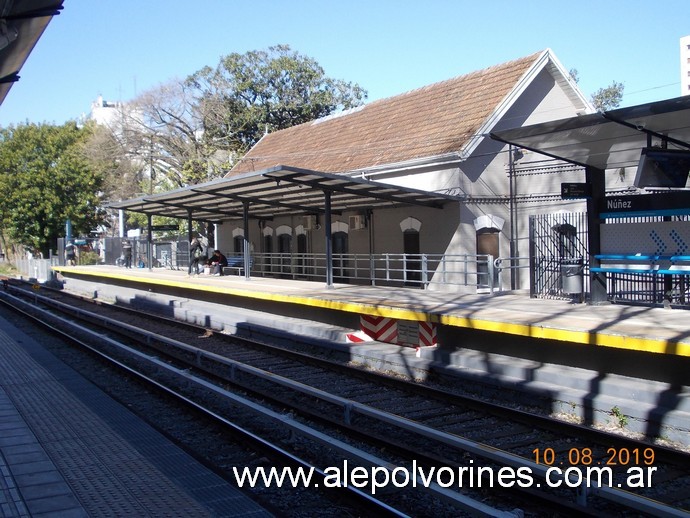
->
[529, 212, 590, 300]
[57, 236, 193, 270]
[244, 252, 497, 290]
[49, 237, 500, 291]
[606, 272, 689, 307]
[15, 258, 54, 282]
[599, 216, 690, 308]
[529, 212, 690, 308]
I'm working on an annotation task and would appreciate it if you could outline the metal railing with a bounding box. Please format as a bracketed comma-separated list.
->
[493, 256, 532, 292]
[28, 241, 515, 293]
[246, 252, 497, 290]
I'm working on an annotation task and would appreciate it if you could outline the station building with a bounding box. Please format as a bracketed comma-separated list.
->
[199, 49, 596, 293]
[109, 49, 690, 306]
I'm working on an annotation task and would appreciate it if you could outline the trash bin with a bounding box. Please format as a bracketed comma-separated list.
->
[561, 257, 584, 295]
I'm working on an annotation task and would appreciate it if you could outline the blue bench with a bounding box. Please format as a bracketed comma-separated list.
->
[591, 255, 690, 275]
[222, 256, 253, 276]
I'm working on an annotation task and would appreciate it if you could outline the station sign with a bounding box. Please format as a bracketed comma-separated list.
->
[151, 225, 179, 231]
[561, 182, 592, 199]
[599, 192, 690, 218]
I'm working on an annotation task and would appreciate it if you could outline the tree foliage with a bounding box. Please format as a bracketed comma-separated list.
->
[590, 81, 624, 112]
[187, 44, 367, 155]
[567, 69, 624, 112]
[0, 122, 105, 257]
[88, 44, 368, 204]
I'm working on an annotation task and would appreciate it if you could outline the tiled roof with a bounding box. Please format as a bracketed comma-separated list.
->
[229, 51, 544, 175]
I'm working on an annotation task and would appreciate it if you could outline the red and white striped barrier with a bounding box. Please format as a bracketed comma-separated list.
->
[346, 315, 437, 349]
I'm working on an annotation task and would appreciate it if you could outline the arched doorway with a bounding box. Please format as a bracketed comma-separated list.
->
[474, 215, 504, 291]
[332, 221, 349, 282]
[276, 225, 292, 277]
[400, 217, 422, 287]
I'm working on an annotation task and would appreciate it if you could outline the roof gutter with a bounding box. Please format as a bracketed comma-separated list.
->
[346, 152, 465, 180]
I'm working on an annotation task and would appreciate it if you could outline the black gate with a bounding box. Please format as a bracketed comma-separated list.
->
[529, 212, 589, 300]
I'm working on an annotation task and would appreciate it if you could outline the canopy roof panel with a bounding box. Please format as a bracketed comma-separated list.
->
[0, 1, 63, 105]
[108, 166, 463, 223]
[491, 95, 690, 170]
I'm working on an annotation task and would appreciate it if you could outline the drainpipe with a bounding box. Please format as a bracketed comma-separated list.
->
[324, 190, 333, 288]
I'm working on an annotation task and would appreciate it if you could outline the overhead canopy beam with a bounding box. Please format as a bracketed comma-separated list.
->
[491, 95, 690, 171]
[107, 165, 462, 223]
[491, 95, 690, 305]
[262, 169, 451, 209]
[600, 112, 690, 150]
[191, 187, 332, 216]
[0, 0, 64, 105]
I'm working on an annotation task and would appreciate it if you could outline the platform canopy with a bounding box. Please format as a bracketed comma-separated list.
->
[108, 165, 463, 223]
[491, 95, 690, 170]
[0, 0, 64, 106]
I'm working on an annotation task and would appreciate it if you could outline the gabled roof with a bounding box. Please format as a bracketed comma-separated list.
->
[229, 49, 589, 176]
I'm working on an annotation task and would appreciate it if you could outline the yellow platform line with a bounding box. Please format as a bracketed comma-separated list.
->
[53, 268, 690, 357]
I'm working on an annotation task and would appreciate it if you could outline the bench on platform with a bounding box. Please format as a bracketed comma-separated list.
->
[222, 256, 253, 276]
[591, 255, 690, 275]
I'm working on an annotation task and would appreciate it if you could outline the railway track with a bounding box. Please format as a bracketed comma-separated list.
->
[2, 280, 689, 517]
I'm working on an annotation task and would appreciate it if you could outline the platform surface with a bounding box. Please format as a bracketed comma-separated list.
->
[53, 265, 690, 357]
[0, 312, 272, 517]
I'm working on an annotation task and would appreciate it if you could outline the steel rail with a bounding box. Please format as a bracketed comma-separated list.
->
[8, 287, 688, 517]
[0, 291, 411, 518]
[1, 290, 517, 517]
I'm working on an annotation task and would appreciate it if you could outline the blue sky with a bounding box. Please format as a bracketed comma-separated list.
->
[1, 0, 688, 127]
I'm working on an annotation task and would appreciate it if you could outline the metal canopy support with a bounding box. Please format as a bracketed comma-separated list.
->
[586, 166, 606, 304]
[106, 165, 462, 284]
[187, 209, 193, 241]
[324, 190, 333, 288]
[0, 1, 64, 106]
[243, 201, 251, 281]
[142, 197, 231, 222]
[194, 185, 328, 217]
[263, 169, 449, 209]
[108, 166, 460, 223]
[490, 95, 690, 172]
[147, 214, 153, 271]
[600, 112, 690, 150]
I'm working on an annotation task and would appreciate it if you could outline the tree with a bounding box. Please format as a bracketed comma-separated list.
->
[590, 80, 624, 111]
[88, 45, 367, 238]
[186, 44, 367, 163]
[568, 69, 624, 112]
[0, 122, 106, 258]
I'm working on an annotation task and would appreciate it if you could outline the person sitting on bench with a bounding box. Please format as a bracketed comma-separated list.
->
[207, 250, 228, 276]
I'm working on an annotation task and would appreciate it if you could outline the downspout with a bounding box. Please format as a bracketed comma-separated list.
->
[324, 190, 333, 288]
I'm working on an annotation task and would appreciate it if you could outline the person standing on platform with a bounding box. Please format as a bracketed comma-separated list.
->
[188, 237, 204, 276]
[65, 241, 77, 265]
[122, 239, 133, 268]
[207, 250, 228, 276]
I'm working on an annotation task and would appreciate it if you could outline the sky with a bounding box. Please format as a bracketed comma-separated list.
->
[1, 0, 688, 127]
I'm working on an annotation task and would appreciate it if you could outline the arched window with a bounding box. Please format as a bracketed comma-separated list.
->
[231, 228, 244, 256]
[233, 235, 244, 255]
